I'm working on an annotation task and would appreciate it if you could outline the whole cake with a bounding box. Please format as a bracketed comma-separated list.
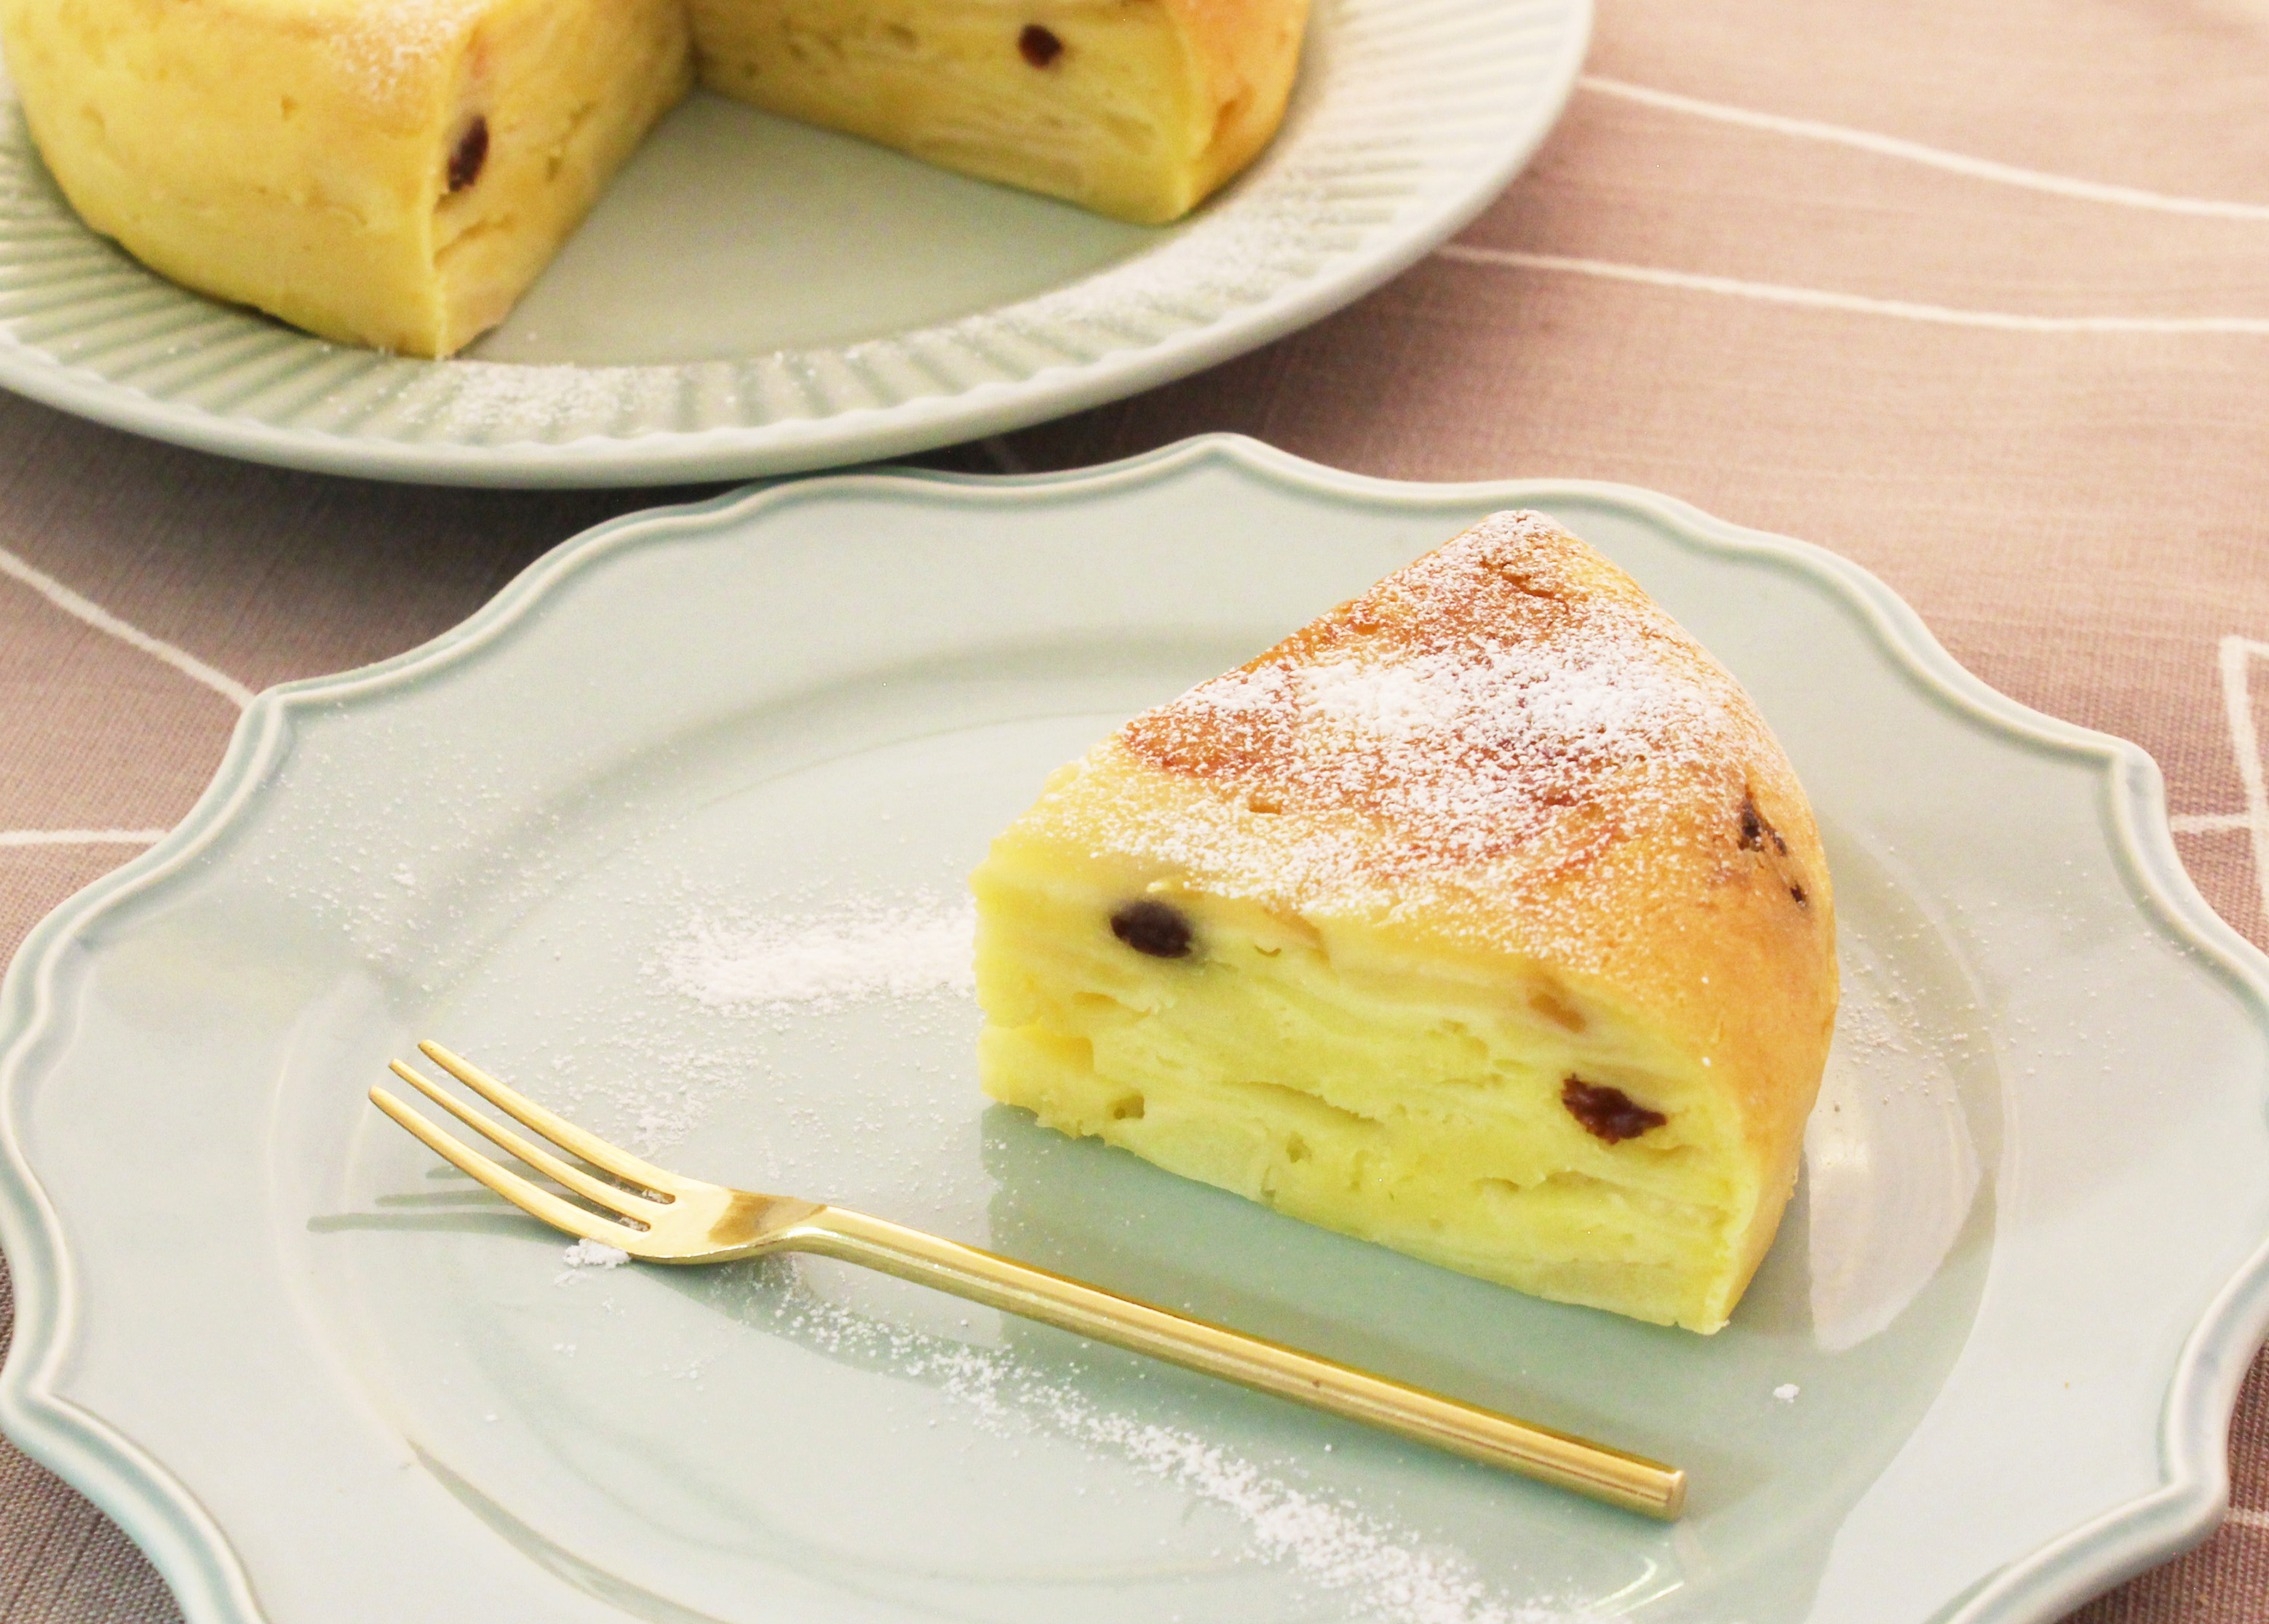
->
[0, 0, 1308, 357]
[970, 513, 1838, 1333]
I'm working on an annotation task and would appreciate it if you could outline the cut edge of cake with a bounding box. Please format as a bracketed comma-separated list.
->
[689, 0, 1311, 225]
[0, 0, 693, 358]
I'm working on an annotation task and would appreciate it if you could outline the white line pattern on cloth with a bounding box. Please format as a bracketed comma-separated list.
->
[1433, 246, 2269, 333]
[2170, 813, 2256, 832]
[1578, 77, 2269, 221]
[2227, 1505, 2269, 1530]
[2166, 637, 2269, 926]
[0, 544, 255, 709]
[0, 830, 167, 848]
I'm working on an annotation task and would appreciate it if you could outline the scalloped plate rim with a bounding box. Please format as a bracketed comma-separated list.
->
[0, 434, 2265, 1624]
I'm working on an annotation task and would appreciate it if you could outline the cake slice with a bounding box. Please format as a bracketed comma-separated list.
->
[971, 513, 1837, 1332]
[688, 0, 1309, 223]
[0, 0, 692, 357]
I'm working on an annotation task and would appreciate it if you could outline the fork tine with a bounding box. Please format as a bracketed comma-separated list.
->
[418, 1041, 680, 1193]
[369, 1086, 649, 1249]
[388, 1061, 664, 1222]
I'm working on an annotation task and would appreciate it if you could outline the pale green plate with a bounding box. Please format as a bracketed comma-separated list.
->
[0, 0, 1586, 486]
[3, 437, 2267, 1624]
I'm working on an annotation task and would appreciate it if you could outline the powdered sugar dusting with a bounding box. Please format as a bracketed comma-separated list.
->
[555, 1238, 630, 1283]
[658, 896, 976, 1011]
[1295, 640, 1696, 749]
[326, 0, 492, 101]
[1081, 1417, 1575, 1624]
[435, 362, 680, 438]
[757, 1279, 1592, 1624]
[1129, 511, 1744, 868]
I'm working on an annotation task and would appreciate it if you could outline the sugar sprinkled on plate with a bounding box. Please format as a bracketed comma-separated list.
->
[747, 1273, 1594, 1624]
[657, 894, 975, 1011]
[555, 1238, 630, 1284]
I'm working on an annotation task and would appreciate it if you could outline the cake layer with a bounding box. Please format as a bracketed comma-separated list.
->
[689, 0, 1308, 223]
[1, 0, 692, 356]
[972, 512, 1838, 1332]
[977, 861, 1757, 1326]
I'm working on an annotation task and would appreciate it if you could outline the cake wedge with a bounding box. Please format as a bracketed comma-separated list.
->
[971, 512, 1837, 1332]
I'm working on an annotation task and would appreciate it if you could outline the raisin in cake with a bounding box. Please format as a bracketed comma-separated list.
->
[971, 513, 1837, 1333]
[690, 0, 1309, 224]
[0, 0, 693, 357]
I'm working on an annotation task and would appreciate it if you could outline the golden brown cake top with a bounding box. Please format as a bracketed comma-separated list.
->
[1044, 511, 1827, 977]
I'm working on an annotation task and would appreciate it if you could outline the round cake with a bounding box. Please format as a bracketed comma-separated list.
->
[0, 0, 1310, 357]
[971, 512, 1840, 1333]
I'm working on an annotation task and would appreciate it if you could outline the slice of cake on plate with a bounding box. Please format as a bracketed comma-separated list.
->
[0, 0, 692, 356]
[971, 512, 1837, 1333]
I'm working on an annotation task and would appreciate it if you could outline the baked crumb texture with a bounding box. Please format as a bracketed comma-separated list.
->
[690, 0, 1308, 226]
[0, 0, 1308, 357]
[972, 513, 1839, 1334]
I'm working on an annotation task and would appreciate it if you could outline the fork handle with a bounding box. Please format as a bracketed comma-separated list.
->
[777, 1204, 1685, 1518]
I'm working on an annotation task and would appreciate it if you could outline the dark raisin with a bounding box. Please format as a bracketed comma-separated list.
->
[1562, 1077, 1666, 1144]
[1789, 882, 1808, 906]
[1018, 23, 1064, 66]
[447, 116, 490, 194]
[1110, 899, 1192, 959]
[1736, 793, 1788, 854]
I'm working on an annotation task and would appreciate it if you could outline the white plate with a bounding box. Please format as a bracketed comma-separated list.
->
[4, 437, 2268, 1624]
[0, 1, 1586, 487]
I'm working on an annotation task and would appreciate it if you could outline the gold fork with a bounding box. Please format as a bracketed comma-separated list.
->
[371, 1040, 1686, 1519]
